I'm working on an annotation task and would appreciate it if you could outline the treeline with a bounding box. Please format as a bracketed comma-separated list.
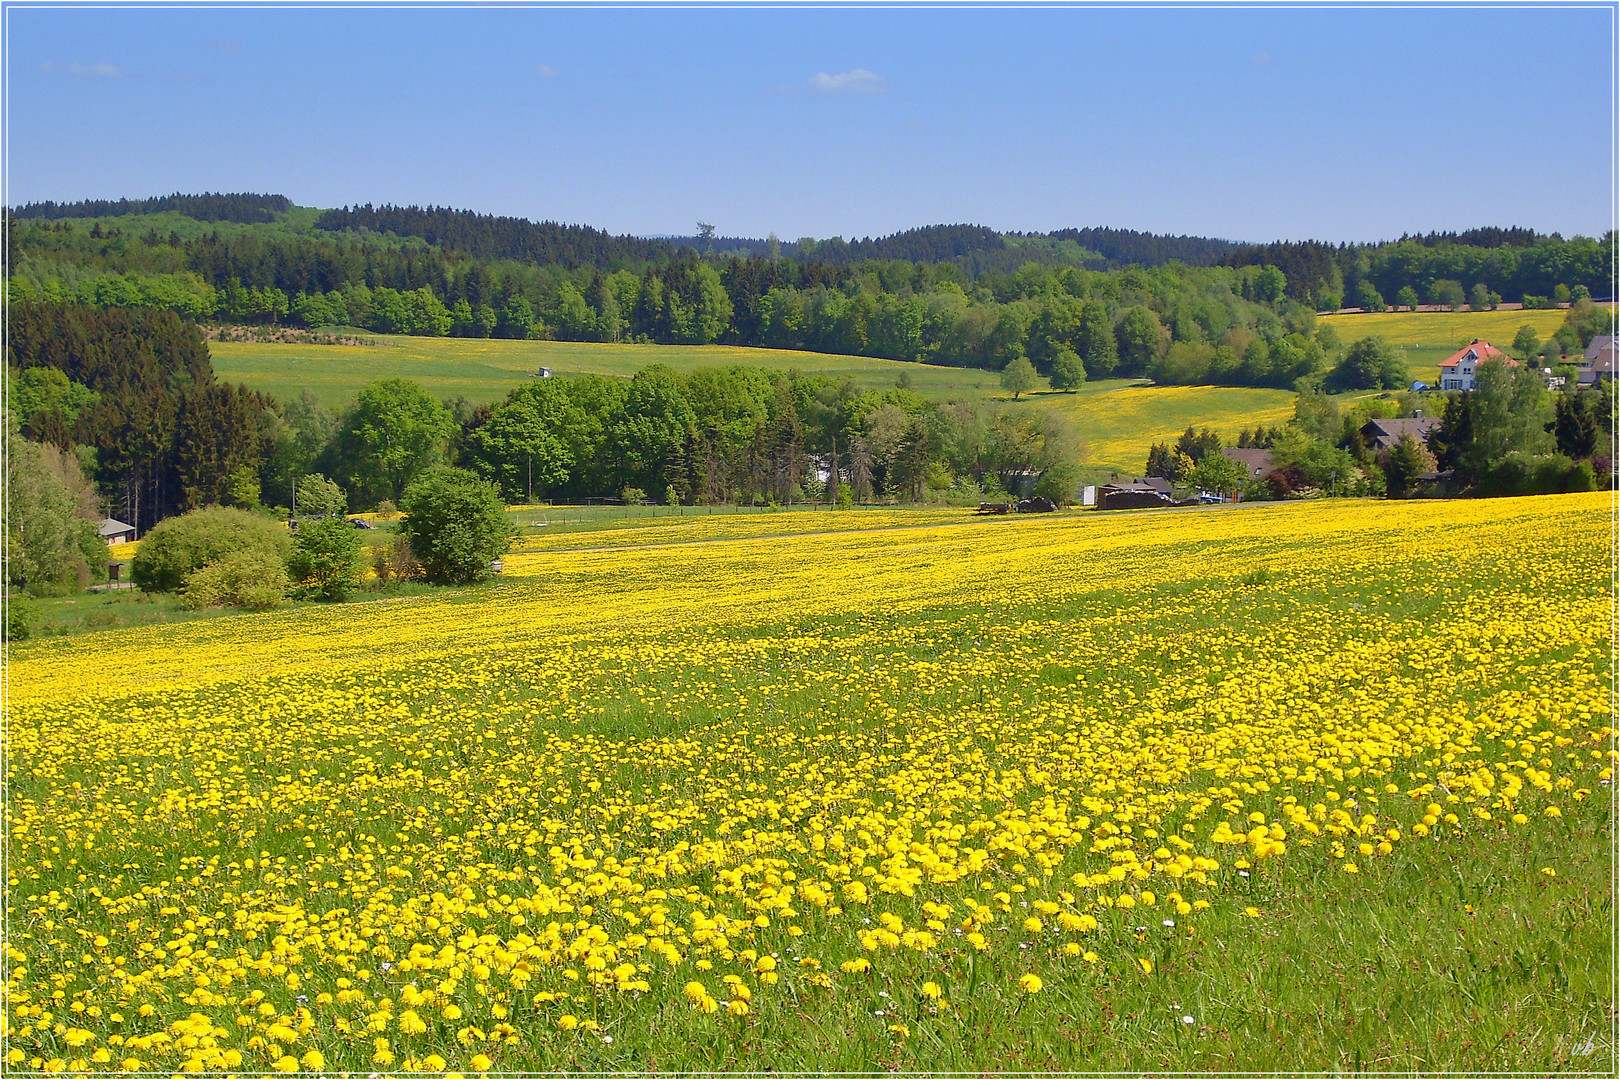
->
[12, 192, 292, 224]
[8, 219, 1343, 387]
[6, 304, 1080, 537]
[1222, 232, 1614, 309]
[7, 304, 274, 534]
[314, 204, 676, 267]
[453, 366, 1078, 508]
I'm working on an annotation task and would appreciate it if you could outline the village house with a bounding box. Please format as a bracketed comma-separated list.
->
[1438, 339, 1516, 391]
[1360, 415, 1441, 453]
[1577, 335, 1616, 386]
[1220, 447, 1274, 480]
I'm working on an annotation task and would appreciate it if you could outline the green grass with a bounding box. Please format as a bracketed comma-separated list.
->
[7, 589, 233, 639]
[210, 336, 999, 410]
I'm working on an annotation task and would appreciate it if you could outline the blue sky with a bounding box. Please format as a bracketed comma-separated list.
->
[6, 5, 1614, 243]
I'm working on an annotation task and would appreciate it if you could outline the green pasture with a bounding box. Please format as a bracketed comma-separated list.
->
[209, 336, 998, 409]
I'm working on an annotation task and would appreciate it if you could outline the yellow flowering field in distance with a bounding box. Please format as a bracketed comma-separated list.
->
[4, 493, 1615, 1072]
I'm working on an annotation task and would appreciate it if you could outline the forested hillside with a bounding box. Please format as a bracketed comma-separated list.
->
[13, 192, 292, 224]
[5, 195, 1613, 396]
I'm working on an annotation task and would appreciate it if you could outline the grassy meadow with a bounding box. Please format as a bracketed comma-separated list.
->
[4, 493, 1614, 1073]
[208, 336, 1001, 410]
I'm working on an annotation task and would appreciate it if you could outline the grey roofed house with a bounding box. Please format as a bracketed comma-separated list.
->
[1220, 447, 1274, 479]
[1129, 476, 1172, 495]
[1577, 338, 1616, 385]
[1360, 416, 1441, 452]
[99, 518, 137, 545]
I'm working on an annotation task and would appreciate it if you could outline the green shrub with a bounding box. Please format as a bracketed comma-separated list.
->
[178, 549, 290, 610]
[1032, 462, 1083, 504]
[6, 427, 108, 596]
[400, 467, 515, 585]
[288, 516, 365, 600]
[5, 601, 33, 641]
[295, 473, 348, 518]
[132, 507, 292, 592]
[1472, 453, 1597, 498]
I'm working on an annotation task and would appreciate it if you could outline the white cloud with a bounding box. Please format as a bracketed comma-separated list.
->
[807, 68, 886, 95]
[535, 64, 559, 78]
[39, 61, 125, 78]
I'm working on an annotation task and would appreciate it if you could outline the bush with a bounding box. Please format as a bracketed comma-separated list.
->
[400, 467, 515, 585]
[1471, 453, 1596, 498]
[288, 515, 365, 600]
[131, 507, 292, 592]
[621, 486, 647, 506]
[295, 473, 347, 518]
[1032, 461, 1082, 504]
[178, 549, 290, 610]
[5, 600, 33, 641]
[6, 428, 108, 596]
[371, 534, 423, 585]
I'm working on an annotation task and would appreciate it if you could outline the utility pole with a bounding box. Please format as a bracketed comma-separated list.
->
[527, 455, 532, 503]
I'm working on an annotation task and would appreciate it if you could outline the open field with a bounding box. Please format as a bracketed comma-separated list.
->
[5, 492, 1613, 1073]
[1026, 384, 1296, 476]
[1320, 307, 1576, 347]
[209, 336, 999, 410]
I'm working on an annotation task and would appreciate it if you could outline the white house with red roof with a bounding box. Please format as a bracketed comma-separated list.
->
[1438, 339, 1517, 391]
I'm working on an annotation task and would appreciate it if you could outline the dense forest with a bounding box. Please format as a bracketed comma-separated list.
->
[12, 192, 292, 224]
[4, 195, 1614, 398]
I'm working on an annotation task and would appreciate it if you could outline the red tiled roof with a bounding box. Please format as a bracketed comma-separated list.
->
[1439, 339, 1517, 370]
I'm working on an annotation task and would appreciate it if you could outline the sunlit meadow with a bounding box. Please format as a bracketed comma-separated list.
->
[4, 493, 1615, 1073]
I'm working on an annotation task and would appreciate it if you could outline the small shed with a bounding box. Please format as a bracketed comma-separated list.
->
[99, 518, 137, 546]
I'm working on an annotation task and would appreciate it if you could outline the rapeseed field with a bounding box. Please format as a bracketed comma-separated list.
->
[4, 493, 1614, 1073]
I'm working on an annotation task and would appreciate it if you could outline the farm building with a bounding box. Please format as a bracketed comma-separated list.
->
[99, 518, 136, 545]
[1360, 416, 1440, 452]
[1097, 477, 1172, 510]
[1438, 340, 1517, 391]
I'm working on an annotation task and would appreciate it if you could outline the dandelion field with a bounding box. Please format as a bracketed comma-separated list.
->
[4, 494, 1616, 1074]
